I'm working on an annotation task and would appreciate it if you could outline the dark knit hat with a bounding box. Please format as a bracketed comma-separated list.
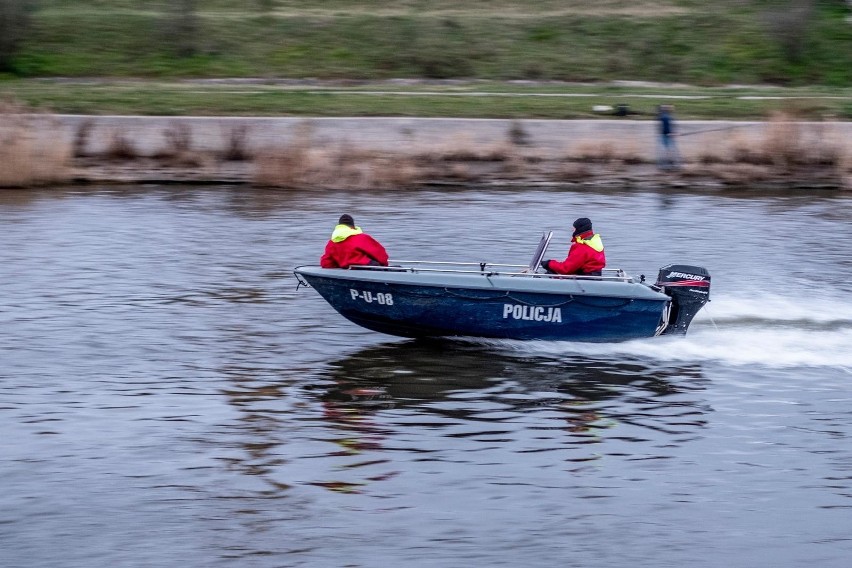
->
[572, 217, 593, 236]
[338, 214, 355, 227]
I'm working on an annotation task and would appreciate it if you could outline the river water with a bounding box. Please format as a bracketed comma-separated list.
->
[1, 185, 851, 568]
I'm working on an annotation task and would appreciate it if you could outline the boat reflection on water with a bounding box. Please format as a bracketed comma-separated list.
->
[315, 339, 711, 438]
[216, 341, 711, 495]
[322, 340, 703, 397]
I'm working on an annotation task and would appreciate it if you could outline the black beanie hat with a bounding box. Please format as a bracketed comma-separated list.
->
[338, 214, 355, 227]
[572, 217, 593, 236]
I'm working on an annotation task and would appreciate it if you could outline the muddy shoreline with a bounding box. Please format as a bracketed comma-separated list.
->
[68, 158, 848, 192]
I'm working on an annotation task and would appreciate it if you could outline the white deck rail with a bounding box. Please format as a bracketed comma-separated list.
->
[350, 261, 633, 282]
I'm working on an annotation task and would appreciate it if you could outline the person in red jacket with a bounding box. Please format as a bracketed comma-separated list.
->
[540, 217, 605, 276]
[320, 214, 389, 269]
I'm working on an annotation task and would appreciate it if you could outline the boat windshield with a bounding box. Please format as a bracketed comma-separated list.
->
[527, 231, 553, 273]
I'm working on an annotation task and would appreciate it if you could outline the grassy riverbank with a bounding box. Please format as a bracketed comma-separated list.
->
[4, 1, 852, 87]
[3, 1, 851, 119]
[2, 79, 852, 119]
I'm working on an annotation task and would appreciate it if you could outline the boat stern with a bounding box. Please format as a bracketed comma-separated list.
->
[656, 264, 711, 335]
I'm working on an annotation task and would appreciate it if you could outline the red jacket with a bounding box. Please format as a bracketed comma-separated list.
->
[320, 224, 389, 269]
[547, 230, 605, 275]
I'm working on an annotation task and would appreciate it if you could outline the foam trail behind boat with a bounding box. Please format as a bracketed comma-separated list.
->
[484, 291, 852, 370]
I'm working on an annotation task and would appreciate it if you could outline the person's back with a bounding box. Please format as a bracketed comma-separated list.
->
[540, 217, 605, 276]
[320, 214, 389, 269]
[659, 105, 675, 136]
[657, 104, 680, 170]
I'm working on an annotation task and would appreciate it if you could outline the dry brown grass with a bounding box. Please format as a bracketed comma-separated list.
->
[843, 149, 852, 175]
[417, 133, 518, 163]
[255, 146, 423, 189]
[220, 123, 252, 161]
[573, 140, 617, 163]
[150, 122, 209, 167]
[695, 147, 728, 165]
[553, 162, 593, 182]
[761, 117, 803, 167]
[716, 164, 775, 185]
[568, 138, 646, 165]
[72, 119, 95, 158]
[104, 130, 139, 160]
[24, 109, 841, 190]
[254, 123, 423, 189]
[690, 113, 849, 186]
[0, 100, 72, 187]
[500, 154, 531, 179]
[254, 126, 547, 188]
[679, 163, 774, 185]
[162, 122, 193, 155]
[251, 119, 852, 190]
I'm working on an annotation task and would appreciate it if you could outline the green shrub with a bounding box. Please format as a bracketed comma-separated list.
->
[0, 0, 35, 72]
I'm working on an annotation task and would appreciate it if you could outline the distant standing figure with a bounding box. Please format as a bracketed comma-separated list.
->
[540, 217, 606, 276]
[657, 104, 681, 170]
[320, 214, 389, 269]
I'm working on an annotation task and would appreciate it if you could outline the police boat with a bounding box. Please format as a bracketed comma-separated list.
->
[294, 232, 710, 342]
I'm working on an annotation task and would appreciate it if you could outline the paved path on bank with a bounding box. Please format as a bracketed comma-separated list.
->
[50, 115, 852, 161]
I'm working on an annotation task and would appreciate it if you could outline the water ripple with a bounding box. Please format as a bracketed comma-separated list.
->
[2, 187, 852, 567]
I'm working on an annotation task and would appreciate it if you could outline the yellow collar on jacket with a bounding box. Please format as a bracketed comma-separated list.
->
[331, 224, 363, 243]
[574, 233, 604, 252]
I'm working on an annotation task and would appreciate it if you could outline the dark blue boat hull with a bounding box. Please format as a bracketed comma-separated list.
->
[299, 270, 669, 342]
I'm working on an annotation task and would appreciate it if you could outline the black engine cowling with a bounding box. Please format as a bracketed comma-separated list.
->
[656, 264, 711, 335]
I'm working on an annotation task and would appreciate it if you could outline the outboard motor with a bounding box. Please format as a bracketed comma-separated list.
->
[656, 264, 711, 335]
